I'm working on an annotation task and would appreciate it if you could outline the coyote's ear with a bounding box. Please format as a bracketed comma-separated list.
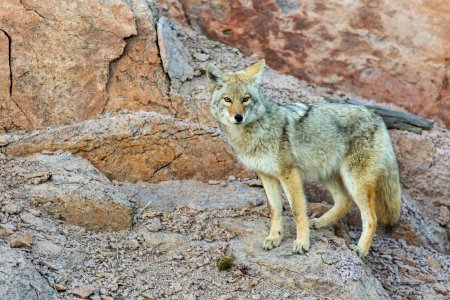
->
[207, 64, 224, 90]
[245, 59, 265, 85]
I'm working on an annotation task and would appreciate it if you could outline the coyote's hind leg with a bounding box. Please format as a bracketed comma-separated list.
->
[309, 176, 353, 229]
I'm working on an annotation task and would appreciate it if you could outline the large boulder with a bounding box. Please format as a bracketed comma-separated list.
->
[160, 0, 450, 128]
[2, 152, 133, 231]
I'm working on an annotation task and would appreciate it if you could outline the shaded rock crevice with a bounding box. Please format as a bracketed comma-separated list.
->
[0, 28, 33, 129]
[0, 29, 12, 96]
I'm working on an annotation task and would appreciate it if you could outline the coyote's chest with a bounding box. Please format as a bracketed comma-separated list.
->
[237, 151, 279, 175]
[227, 130, 280, 175]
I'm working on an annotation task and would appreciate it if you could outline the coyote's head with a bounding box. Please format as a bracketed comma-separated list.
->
[207, 60, 266, 126]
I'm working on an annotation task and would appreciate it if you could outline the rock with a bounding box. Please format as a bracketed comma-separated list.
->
[1, 111, 253, 183]
[6, 152, 133, 232]
[2, 203, 21, 214]
[0, 224, 14, 236]
[142, 292, 153, 299]
[9, 232, 33, 248]
[228, 223, 389, 299]
[20, 211, 45, 228]
[438, 206, 449, 226]
[157, 16, 194, 88]
[121, 180, 265, 212]
[0, 245, 57, 299]
[388, 127, 450, 251]
[127, 239, 141, 250]
[53, 284, 67, 292]
[72, 284, 96, 299]
[166, 0, 450, 127]
[146, 218, 163, 232]
[193, 52, 210, 61]
[32, 240, 63, 257]
[105, 0, 172, 116]
[0, 0, 136, 131]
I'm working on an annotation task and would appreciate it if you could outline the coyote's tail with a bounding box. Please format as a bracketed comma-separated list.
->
[375, 164, 402, 225]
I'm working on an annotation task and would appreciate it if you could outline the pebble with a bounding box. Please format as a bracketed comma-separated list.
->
[72, 284, 96, 299]
[146, 218, 162, 232]
[142, 292, 153, 299]
[127, 239, 140, 250]
[193, 52, 210, 61]
[9, 232, 33, 248]
[53, 284, 67, 291]
[2, 203, 21, 214]
[0, 224, 14, 236]
[208, 180, 220, 185]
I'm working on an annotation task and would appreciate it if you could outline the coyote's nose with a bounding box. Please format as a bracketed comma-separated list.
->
[234, 114, 243, 123]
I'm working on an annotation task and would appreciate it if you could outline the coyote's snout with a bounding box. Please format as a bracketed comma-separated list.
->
[207, 60, 401, 257]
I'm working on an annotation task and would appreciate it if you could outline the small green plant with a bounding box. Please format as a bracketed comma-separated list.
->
[217, 255, 234, 271]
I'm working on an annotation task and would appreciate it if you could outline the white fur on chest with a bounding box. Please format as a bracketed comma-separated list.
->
[236, 151, 279, 175]
[224, 124, 281, 176]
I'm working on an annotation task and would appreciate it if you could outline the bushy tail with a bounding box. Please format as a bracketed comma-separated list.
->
[375, 164, 402, 225]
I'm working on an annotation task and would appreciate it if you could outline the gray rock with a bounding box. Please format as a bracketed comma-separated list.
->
[193, 52, 210, 61]
[121, 180, 265, 213]
[0, 245, 57, 300]
[157, 16, 194, 88]
[227, 220, 389, 299]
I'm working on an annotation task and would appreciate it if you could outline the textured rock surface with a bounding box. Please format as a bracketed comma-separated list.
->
[1, 154, 449, 299]
[3, 152, 132, 231]
[1, 111, 253, 182]
[105, 0, 172, 115]
[230, 227, 388, 299]
[0, 245, 57, 300]
[157, 16, 194, 88]
[162, 0, 450, 127]
[0, 0, 136, 131]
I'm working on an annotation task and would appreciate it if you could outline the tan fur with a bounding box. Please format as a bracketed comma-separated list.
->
[207, 60, 402, 257]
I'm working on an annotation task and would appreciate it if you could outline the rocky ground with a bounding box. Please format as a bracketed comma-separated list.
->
[1, 152, 448, 300]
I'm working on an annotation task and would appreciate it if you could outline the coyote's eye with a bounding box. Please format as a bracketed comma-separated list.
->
[242, 96, 251, 103]
[223, 97, 232, 103]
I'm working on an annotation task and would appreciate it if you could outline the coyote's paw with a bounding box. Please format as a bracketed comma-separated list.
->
[262, 236, 282, 250]
[309, 218, 325, 229]
[292, 239, 310, 254]
[350, 244, 369, 258]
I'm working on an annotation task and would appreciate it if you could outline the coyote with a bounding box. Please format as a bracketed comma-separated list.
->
[207, 60, 401, 257]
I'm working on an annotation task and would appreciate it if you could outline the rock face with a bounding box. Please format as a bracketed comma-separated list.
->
[1, 111, 253, 182]
[0, 0, 176, 132]
[3, 152, 133, 231]
[0, 0, 137, 131]
[162, 0, 450, 127]
[0, 245, 57, 300]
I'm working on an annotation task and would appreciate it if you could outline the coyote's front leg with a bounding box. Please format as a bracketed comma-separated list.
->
[279, 167, 310, 254]
[258, 173, 283, 250]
